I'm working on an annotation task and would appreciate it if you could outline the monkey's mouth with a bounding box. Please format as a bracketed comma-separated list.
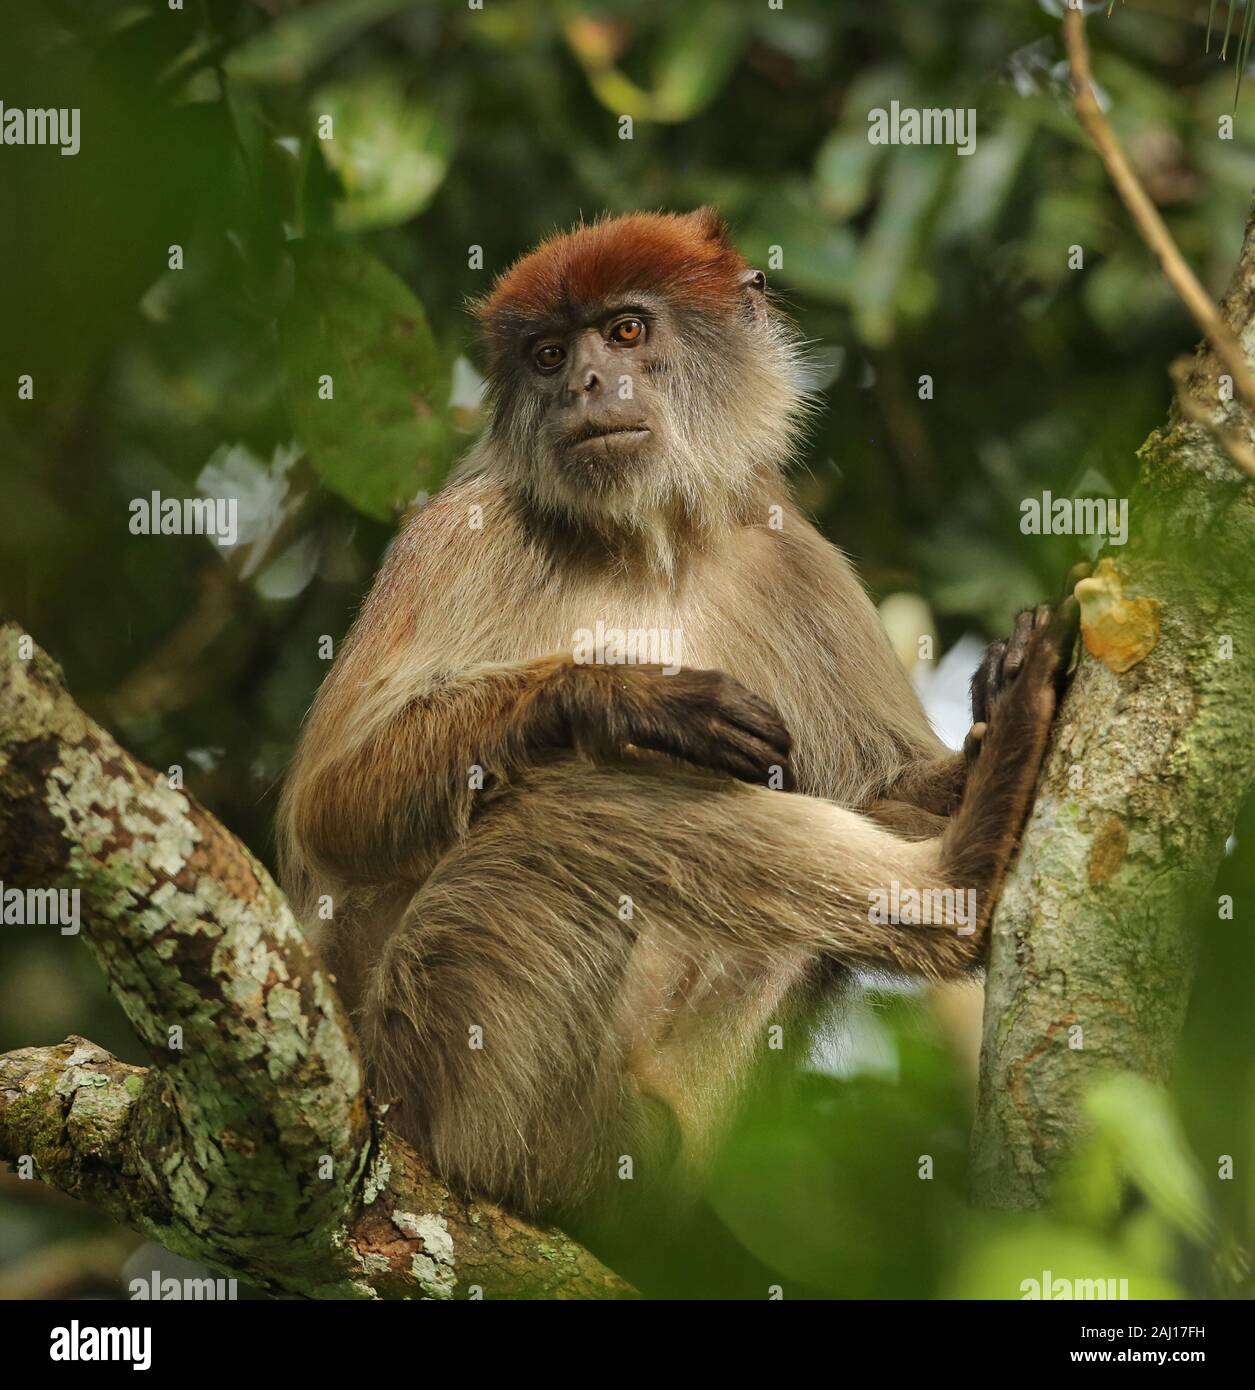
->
[562, 423, 652, 456]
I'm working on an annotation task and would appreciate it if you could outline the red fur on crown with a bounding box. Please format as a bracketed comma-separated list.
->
[475, 208, 749, 359]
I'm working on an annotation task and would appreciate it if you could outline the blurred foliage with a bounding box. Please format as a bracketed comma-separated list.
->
[1, 0, 1254, 1298]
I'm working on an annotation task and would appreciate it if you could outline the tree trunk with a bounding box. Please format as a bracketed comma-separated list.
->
[971, 197, 1255, 1206]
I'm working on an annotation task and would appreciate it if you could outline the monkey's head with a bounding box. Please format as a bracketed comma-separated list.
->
[474, 209, 810, 532]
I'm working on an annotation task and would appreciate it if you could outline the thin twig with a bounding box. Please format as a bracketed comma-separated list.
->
[1064, 5, 1255, 479]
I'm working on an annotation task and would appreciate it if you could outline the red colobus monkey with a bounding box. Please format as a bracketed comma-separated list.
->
[278, 209, 1075, 1228]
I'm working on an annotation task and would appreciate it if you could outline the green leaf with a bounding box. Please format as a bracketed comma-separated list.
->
[279, 241, 454, 521]
[649, 1, 747, 121]
[739, 181, 859, 305]
[936, 120, 1035, 243]
[1084, 256, 1177, 340]
[224, 0, 414, 86]
[314, 75, 450, 231]
[1024, 187, 1115, 284]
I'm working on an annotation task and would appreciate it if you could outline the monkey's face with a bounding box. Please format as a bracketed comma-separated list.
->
[476, 211, 811, 530]
[488, 291, 790, 525]
[523, 298, 674, 495]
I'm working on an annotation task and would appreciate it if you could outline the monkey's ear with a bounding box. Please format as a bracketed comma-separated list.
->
[686, 206, 734, 248]
[738, 267, 768, 326]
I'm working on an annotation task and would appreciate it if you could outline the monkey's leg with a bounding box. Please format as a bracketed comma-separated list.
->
[941, 596, 1077, 925]
[356, 769, 966, 1219]
[886, 582, 1081, 824]
[358, 763, 1010, 1218]
[867, 724, 986, 830]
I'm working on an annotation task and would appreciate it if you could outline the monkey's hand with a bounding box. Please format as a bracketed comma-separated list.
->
[969, 563, 1089, 736]
[971, 604, 1055, 730]
[549, 664, 794, 790]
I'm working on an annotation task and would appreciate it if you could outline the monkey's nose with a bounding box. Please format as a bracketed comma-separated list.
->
[580, 369, 601, 393]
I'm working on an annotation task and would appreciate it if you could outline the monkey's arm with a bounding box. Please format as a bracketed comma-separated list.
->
[281, 653, 792, 884]
[875, 748, 971, 817]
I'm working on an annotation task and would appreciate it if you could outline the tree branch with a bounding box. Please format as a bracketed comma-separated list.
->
[1064, 3, 1255, 454]
[0, 626, 632, 1298]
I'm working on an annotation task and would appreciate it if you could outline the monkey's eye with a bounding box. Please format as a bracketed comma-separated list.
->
[534, 342, 566, 372]
[608, 318, 645, 345]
